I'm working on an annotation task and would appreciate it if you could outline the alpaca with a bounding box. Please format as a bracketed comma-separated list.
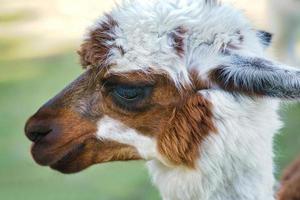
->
[25, 1, 300, 200]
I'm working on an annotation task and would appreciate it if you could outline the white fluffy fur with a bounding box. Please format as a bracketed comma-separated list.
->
[88, 0, 263, 87]
[93, 1, 285, 200]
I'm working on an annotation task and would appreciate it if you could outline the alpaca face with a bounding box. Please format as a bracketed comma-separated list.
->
[25, 65, 216, 173]
[25, 0, 300, 174]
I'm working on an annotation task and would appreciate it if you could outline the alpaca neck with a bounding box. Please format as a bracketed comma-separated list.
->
[147, 94, 281, 200]
[147, 158, 275, 200]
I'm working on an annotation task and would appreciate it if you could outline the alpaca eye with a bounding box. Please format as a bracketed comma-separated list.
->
[110, 85, 153, 111]
[113, 86, 145, 101]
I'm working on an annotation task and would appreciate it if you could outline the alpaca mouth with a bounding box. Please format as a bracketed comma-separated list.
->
[30, 137, 90, 173]
[49, 143, 86, 174]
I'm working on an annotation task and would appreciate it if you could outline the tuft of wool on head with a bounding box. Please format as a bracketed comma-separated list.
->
[85, 0, 264, 89]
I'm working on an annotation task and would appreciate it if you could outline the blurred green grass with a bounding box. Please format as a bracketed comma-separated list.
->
[0, 10, 34, 24]
[0, 37, 299, 200]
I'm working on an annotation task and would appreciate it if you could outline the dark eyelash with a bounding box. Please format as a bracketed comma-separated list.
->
[111, 96, 149, 112]
[104, 82, 152, 90]
[105, 84, 153, 112]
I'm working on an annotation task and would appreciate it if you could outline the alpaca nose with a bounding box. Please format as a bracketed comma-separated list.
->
[25, 118, 52, 143]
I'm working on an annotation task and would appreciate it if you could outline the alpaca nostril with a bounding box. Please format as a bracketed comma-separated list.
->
[27, 129, 52, 142]
[25, 121, 52, 143]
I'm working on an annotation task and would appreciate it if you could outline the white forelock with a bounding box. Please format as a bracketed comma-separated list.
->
[87, 0, 264, 87]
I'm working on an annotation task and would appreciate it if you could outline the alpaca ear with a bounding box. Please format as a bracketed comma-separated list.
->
[209, 55, 300, 99]
[77, 29, 113, 68]
[257, 30, 273, 48]
[77, 14, 118, 68]
[78, 39, 94, 68]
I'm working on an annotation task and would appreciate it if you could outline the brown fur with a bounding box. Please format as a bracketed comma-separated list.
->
[170, 26, 187, 57]
[278, 156, 300, 200]
[51, 138, 141, 174]
[27, 108, 140, 173]
[78, 14, 118, 68]
[189, 70, 212, 91]
[158, 94, 216, 168]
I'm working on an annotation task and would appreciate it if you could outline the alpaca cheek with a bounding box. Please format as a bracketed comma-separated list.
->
[157, 94, 216, 168]
[96, 115, 158, 160]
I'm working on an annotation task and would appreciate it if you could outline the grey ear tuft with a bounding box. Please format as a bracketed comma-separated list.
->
[257, 30, 273, 48]
[209, 55, 300, 99]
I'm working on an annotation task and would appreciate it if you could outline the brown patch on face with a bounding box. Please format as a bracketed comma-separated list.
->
[189, 70, 212, 91]
[157, 94, 216, 168]
[278, 156, 300, 200]
[169, 26, 187, 57]
[78, 14, 118, 68]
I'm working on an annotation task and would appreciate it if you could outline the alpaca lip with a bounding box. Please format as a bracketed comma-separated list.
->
[31, 139, 86, 167]
[49, 143, 86, 173]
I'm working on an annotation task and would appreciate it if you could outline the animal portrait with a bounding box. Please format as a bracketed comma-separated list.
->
[24, 0, 300, 199]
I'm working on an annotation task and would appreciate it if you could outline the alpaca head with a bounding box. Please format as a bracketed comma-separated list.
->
[25, 0, 300, 174]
